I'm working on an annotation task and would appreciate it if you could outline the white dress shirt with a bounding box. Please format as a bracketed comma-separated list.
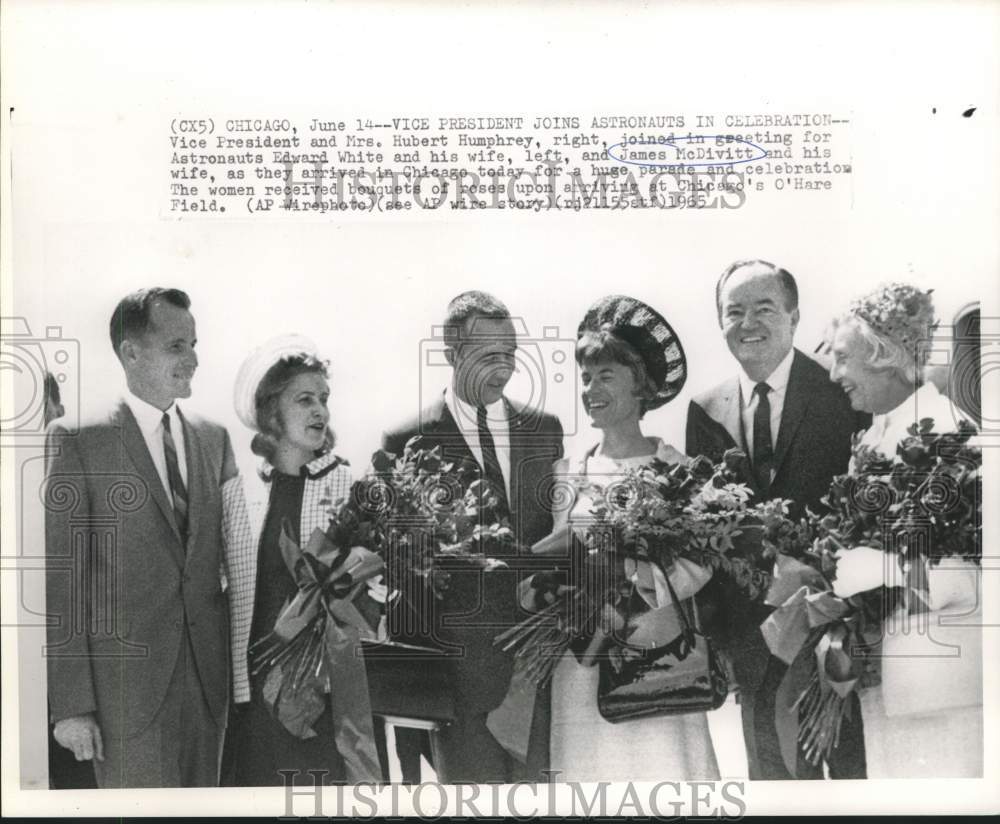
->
[124, 391, 188, 498]
[444, 385, 511, 501]
[738, 346, 795, 453]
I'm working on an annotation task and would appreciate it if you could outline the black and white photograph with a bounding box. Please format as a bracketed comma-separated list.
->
[1, 0, 997, 817]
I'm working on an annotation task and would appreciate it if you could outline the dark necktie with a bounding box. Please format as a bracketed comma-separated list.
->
[752, 382, 774, 494]
[161, 412, 189, 543]
[476, 405, 510, 518]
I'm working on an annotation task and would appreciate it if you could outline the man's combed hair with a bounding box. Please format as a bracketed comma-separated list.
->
[715, 260, 799, 323]
[109, 287, 191, 358]
[443, 290, 511, 347]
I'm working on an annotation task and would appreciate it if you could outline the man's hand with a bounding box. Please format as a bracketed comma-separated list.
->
[53, 713, 104, 762]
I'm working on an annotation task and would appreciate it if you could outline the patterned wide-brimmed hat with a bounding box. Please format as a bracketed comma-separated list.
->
[577, 295, 687, 410]
[233, 334, 320, 431]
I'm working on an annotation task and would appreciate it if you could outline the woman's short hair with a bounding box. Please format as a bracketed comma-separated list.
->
[830, 313, 929, 386]
[250, 354, 335, 461]
[576, 327, 660, 418]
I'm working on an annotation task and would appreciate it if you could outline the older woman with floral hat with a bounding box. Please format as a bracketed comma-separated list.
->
[828, 283, 982, 778]
[220, 335, 383, 786]
[538, 295, 720, 781]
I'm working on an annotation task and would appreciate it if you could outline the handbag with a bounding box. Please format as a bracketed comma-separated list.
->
[597, 561, 729, 722]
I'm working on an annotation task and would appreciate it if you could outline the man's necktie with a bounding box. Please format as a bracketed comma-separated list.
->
[161, 412, 189, 543]
[752, 382, 774, 494]
[476, 405, 510, 518]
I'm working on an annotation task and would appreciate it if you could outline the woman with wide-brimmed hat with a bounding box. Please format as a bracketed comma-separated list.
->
[219, 335, 383, 786]
[539, 295, 720, 781]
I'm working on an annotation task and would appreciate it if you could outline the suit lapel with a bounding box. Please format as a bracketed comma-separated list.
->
[505, 398, 526, 512]
[772, 350, 813, 476]
[428, 394, 480, 470]
[719, 377, 746, 453]
[114, 402, 184, 565]
[179, 409, 203, 555]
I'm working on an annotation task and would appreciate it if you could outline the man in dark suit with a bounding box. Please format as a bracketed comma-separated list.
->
[46, 288, 237, 787]
[381, 290, 564, 783]
[686, 260, 869, 780]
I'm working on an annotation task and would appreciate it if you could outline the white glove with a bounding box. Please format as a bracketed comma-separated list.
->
[364, 572, 389, 603]
[832, 546, 903, 599]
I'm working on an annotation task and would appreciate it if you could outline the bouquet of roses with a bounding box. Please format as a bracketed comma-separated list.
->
[495, 448, 789, 684]
[335, 437, 516, 594]
[761, 418, 982, 770]
[248, 437, 515, 777]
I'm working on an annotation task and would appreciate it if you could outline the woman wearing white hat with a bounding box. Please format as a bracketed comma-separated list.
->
[220, 335, 381, 786]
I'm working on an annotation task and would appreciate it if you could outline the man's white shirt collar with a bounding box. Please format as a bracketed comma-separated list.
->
[738, 346, 795, 405]
[123, 390, 188, 489]
[445, 385, 507, 434]
[125, 390, 181, 435]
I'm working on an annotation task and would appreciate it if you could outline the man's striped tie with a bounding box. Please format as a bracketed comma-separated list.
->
[161, 412, 189, 544]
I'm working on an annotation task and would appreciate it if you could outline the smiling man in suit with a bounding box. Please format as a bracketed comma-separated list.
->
[381, 290, 564, 783]
[686, 260, 869, 781]
[46, 288, 237, 787]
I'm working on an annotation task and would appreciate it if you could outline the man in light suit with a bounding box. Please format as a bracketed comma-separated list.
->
[380, 290, 564, 783]
[46, 288, 237, 787]
[686, 260, 870, 780]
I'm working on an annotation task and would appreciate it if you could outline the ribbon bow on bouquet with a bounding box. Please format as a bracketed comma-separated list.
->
[760, 552, 879, 775]
[249, 521, 385, 783]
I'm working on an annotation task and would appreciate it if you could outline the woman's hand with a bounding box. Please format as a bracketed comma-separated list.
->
[832, 546, 903, 599]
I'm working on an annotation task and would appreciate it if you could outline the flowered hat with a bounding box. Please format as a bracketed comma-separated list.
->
[849, 283, 937, 364]
[233, 334, 320, 430]
[577, 295, 687, 410]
